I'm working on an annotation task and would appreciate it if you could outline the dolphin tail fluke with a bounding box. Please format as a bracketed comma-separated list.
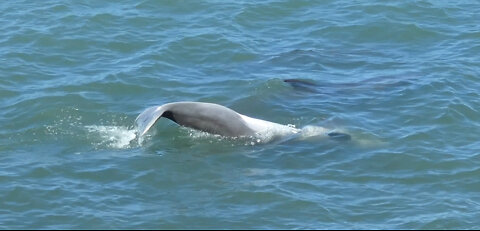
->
[135, 106, 165, 136]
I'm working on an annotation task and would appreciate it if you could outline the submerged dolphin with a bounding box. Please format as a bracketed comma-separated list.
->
[135, 101, 350, 140]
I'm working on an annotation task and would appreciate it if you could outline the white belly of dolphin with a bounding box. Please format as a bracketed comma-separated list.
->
[239, 114, 300, 135]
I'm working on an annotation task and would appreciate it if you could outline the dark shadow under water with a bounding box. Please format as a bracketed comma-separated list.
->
[283, 76, 413, 95]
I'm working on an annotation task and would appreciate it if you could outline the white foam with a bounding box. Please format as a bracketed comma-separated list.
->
[85, 125, 137, 149]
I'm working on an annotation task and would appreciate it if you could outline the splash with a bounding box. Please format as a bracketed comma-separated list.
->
[85, 125, 137, 149]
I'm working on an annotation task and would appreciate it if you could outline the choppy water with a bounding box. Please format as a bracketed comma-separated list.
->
[1, 0, 480, 229]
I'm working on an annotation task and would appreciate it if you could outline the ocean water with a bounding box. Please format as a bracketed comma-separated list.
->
[1, 0, 479, 229]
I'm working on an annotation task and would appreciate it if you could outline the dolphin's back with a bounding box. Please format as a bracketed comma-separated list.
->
[163, 102, 255, 136]
[136, 102, 255, 137]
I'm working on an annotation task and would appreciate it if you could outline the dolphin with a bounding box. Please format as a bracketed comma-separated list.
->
[135, 101, 350, 140]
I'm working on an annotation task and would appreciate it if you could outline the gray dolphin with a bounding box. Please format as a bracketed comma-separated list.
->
[135, 101, 297, 137]
[135, 101, 351, 140]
